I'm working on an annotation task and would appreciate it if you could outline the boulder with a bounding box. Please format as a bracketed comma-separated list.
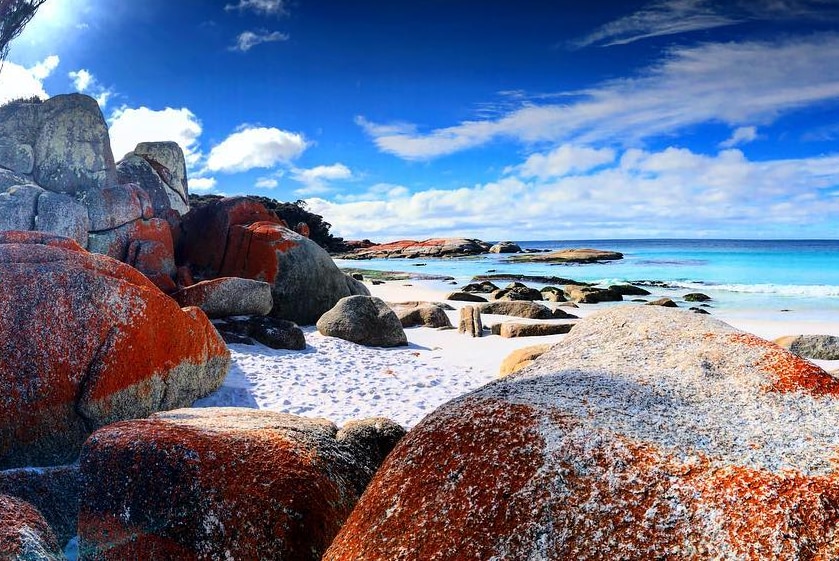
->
[458, 306, 483, 338]
[178, 198, 368, 324]
[775, 334, 839, 360]
[495, 322, 574, 338]
[132, 141, 189, 214]
[492, 283, 544, 301]
[0, 184, 42, 231]
[564, 285, 623, 304]
[509, 248, 623, 263]
[499, 344, 552, 376]
[0, 494, 64, 561]
[335, 418, 407, 472]
[478, 301, 564, 320]
[684, 292, 712, 302]
[0, 465, 80, 547]
[540, 286, 567, 303]
[446, 291, 488, 303]
[647, 297, 679, 307]
[0, 139, 34, 175]
[317, 296, 407, 347]
[0, 169, 32, 191]
[82, 182, 153, 232]
[609, 284, 652, 296]
[173, 277, 273, 318]
[343, 238, 491, 259]
[488, 241, 521, 254]
[392, 303, 453, 329]
[325, 306, 839, 560]
[213, 316, 306, 350]
[461, 281, 499, 293]
[33, 94, 117, 194]
[78, 409, 401, 560]
[35, 192, 89, 247]
[0, 231, 229, 468]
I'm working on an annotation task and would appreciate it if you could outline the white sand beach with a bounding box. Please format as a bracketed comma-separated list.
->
[195, 279, 839, 428]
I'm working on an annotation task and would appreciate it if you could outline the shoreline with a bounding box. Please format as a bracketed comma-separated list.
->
[196, 277, 839, 429]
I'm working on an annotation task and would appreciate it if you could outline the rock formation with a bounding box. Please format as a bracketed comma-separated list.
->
[317, 296, 408, 347]
[0, 231, 229, 469]
[508, 248, 623, 263]
[324, 306, 839, 559]
[341, 238, 491, 259]
[0, 494, 65, 561]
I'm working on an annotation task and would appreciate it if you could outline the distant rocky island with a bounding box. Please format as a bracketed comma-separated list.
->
[338, 237, 623, 263]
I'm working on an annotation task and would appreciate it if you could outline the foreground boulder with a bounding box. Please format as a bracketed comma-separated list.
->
[775, 334, 839, 360]
[0, 494, 65, 561]
[178, 197, 368, 324]
[78, 409, 403, 560]
[324, 306, 839, 560]
[317, 296, 407, 347]
[0, 231, 229, 469]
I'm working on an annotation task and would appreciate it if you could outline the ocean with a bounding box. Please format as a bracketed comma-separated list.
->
[334, 239, 839, 316]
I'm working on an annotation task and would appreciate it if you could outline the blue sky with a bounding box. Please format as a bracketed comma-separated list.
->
[3, 0, 839, 240]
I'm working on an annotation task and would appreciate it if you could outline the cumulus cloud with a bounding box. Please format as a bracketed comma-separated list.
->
[511, 144, 616, 179]
[229, 30, 289, 52]
[108, 106, 203, 166]
[255, 177, 279, 189]
[0, 55, 59, 104]
[206, 126, 307, 173]
[224, 0, 287, 16]
[306, 145, 839, 240]
[358, 34, 839, 160]
[68, 68, 114, 107]
[291, 163, 353, 195]
[720, 126, 758, 148]
[189, 177, 218, 191]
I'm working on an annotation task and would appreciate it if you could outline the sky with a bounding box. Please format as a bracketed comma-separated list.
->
[3, 0, 839, 240]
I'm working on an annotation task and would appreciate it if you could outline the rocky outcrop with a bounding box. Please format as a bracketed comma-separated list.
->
[0, 494, 65, 561]
[0, 231, 229, 469]
[178, 197, 368, 324]
[493, 322, 574, 338]
[647, 297, 679, 307]
[324, 306, 839, 560]
[461, 281, 499, 294]
[213, 316, 306, 350]
[342, 238, 491, 259]
[498, 344, 552, 376]
[491, 282, 543, 301]
[488, 241, 521, 254]
[775, 334, 839, 360]
[446, 291, 488, 303]
[317, 296, 407, 347]
[78, 409, 402, 560]
[0, 465, 80, 547]
[508, 248, 623, 263]
[564, 284, 623, 304]
[609, 284, 652, 296]
[458, 306, 483, 337]
[173, 277, 273, 318]
[391, 303, 453, 329]
[478, 300, 574, 320]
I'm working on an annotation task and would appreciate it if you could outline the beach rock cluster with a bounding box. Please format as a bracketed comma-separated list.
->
[325, 306, 839, 559]
[340, 238, 491, 259]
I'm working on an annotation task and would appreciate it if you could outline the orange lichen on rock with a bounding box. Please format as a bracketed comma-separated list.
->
[0, 494, 63, 560]
[219, 221, 300, 284]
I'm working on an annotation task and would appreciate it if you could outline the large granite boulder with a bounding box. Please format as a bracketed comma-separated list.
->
[78, 409, 403, 560]
[173, 277, 273, 318]
[116, 144, 189, 217]
[564, 284, 623, 304]
[478, 300, 569, 320]
[317, 296, 408, 347]
[391, 302, 453, 328]
[0, 231, 229, 468]
[342, 238, 491, 259]
[488, 241, 521, 254]
[324, 306, 839, 559]
[178, 197, 368, 324]
[0, 494, 65, 561]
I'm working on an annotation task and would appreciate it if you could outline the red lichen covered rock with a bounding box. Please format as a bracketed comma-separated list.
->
[78, 408, 403, 560]
[343, 237, 491, 259]
[0, 494, 64, 561]
[178, 197, 368, 324]
[324, 306, 839, 560]
[0, 231, 230, 469]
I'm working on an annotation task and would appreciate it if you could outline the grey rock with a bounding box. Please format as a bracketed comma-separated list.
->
[458, 306, 483, 337]
[496, 322, 574, 338]
[0, 139, 34, 174]
[609, 284, 652, 296]
[393, 303, 453, 329]
[775, 334, 839, 360]
[317, 296, 407, 347]
[33, 94, 117, 194]
[447, 291, 488, 303]
[213, 316, 306, 350]
[478, 301, 562, 320]
[489, 241, 522, 254]
[647, 297, 679, 308]
[336, 418, 406, 480]
[35, 192, 89, 248]
[0, 169, 31, 191]
[82, 182, 153, 232]
[564, 285, 623, 304]
[461, 281, 500, 293]
[0, 184, 42, 231]
[133, 141, 189, 213]
[173, 277, 273, 319]
[684, 292, 712, 302]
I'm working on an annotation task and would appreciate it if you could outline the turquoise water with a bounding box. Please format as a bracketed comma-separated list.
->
[335, 239, 839, 313]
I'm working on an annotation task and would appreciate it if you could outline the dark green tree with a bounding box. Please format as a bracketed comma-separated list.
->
[0, 0, 47, 63]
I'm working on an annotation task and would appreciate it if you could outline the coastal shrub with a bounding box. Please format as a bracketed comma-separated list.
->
[0, 95, 43, 109]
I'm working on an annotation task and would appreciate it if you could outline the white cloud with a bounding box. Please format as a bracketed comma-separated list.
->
[720, 126, 758, 148]
[255, 177, 279, 189]
[68, 68, 114, 107]
[189, 177, 217, 191]
[0, 55, 58, 104]
[229, 30, 289, 52]
[108, 106, 203, 166]
[224, 0, 287, 16]
[291, 163, 353, 196]
[306, 145, 839, 240]
[206, 126, 307, 173]
[357, 35, 839, 160]
[512, 144, 616, 179]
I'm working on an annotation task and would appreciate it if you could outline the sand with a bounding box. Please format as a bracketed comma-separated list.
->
[194, 279, 839, 429]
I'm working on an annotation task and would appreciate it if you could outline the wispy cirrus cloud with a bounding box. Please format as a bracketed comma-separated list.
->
[229, 30, 289, 52]
[357, 34, 839, 160]
[224, 0, 287, 16]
